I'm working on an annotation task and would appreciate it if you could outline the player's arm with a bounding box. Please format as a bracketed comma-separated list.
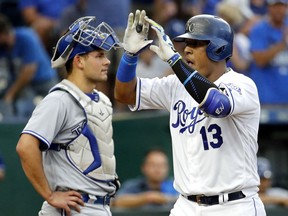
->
[16, 134, 84, 215]
[145, 17, 231, 117]
[115, 53, 138, 105]
[114, 10, 153, 105]
[16, 134, 53, 201]
[4, 63, 37, 103]
[113, 191, 169, 208]
[259, 193, 288, 207]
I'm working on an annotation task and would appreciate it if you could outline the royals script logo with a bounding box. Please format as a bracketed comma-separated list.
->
[172, 100, 206, 134]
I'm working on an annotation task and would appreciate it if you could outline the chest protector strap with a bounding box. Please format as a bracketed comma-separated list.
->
[81, 124, 101, 174]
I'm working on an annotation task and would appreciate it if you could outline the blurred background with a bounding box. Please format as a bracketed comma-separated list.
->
[0, 0, 287, 215]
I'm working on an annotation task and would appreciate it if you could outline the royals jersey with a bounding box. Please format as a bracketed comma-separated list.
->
[131, 69, 261, 196]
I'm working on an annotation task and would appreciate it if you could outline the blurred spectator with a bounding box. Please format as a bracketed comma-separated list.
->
[0, 0, 24, 27]
[132, 0, 177, 25]
[18, 0, 77, 55]
[112, 147, 178, 209]
[0, 152, 5, 181]
[0, 13, 58, 122]
[152, 0, 177, 25]
[250, 0, 268, 16]
[165, 18, 186, 55]
[223, 0, 264, 32]
[54, 0, 87, 36]
[224, 0, 254, 18]
[257, 157, 288, 207]
[249, 0, 288, 104]
[183, 0, 222, 16]
[57, 0, 130, 35]
[136, 48, 172, 79]
[173, 0, 201, 19]
[216, 2, 252, 74]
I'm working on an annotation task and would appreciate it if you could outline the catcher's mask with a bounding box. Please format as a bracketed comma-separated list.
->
[51, 16, 122, 68]
[173, 14, 233, 62]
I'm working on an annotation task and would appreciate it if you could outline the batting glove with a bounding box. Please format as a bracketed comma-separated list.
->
[145, 17, 182, 66]
[123, 9, 153, 55]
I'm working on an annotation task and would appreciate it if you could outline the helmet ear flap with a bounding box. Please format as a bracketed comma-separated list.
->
[206, 40, 231, 62]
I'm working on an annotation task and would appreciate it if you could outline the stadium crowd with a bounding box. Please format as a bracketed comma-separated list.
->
[0, 0, 287, 122]
[0, 0, 287, 215]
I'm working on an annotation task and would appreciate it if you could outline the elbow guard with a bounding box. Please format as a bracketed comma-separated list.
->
[199, 88, 231, 118]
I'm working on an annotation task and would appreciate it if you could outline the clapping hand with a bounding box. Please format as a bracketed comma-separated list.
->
[144, 17, 181, 66]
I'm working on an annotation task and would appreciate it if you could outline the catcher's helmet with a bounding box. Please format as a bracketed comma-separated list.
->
[173, 14, 233, 62]
[51, 16, 122, 68]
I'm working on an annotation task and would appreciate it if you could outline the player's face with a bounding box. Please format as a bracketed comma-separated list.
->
[183, 39, 213, 77]
[141, 152, 169, 184]
[268, 3, 287, 25]
[83, 50, 111, 83]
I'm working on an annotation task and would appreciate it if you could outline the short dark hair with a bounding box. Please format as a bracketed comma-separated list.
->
[65, 58, 73, 73]
[142, 146, 168, 163]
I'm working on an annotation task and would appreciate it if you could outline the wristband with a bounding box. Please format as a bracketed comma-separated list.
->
[167, 52, 182, 67]
[116, 52, 138, 82]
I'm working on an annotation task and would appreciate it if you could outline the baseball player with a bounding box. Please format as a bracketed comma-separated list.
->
[114, 10, 267, 215]
[16, 16, 122, 216]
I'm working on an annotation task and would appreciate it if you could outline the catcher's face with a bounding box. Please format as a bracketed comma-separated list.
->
[78, 50, 111, 83]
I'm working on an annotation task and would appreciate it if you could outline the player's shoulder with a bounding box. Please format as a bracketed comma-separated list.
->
[225, 69, 257, 87]
[39, 89, 77, 110]
[46, 89, 74, 101]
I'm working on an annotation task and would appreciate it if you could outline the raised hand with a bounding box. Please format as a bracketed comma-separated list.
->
[123, 10, 153, 55]
[144, 17, 181, 66]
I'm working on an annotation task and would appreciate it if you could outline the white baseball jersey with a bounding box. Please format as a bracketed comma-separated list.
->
[131, 69, 261, 196]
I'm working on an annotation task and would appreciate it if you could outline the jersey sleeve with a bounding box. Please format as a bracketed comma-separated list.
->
[22, 91, 68, 150]
[217, 72, 260, 116]
[129, 75, 177, 111]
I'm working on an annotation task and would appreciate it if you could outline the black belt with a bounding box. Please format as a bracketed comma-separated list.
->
[184, 191, 245, 205]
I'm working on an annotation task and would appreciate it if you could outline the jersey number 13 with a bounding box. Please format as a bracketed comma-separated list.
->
[199, 124, 223, 150]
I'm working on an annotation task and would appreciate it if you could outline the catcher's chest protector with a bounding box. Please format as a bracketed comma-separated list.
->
[51, 80, 116, 181]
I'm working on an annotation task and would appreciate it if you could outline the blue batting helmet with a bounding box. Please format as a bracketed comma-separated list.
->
[51, 16, 122, 68]
[173, 14, 233, 62]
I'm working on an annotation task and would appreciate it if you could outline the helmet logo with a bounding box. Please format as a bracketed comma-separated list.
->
[187, 23, 196, 33]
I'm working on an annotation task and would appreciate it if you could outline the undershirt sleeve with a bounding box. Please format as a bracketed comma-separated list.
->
[172, 59, 218, 103]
